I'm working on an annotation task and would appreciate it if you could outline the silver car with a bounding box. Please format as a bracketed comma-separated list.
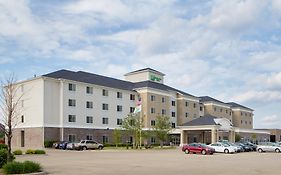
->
[257, 142, 281, 153]
[75, 140, 104, 150]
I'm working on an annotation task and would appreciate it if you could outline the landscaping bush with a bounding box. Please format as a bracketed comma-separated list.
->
[0, 144, 8, 150]
[13, 150, 23, 155]
[0, 149, 15, 168]
[25, 149, 35, 154]
[44, 140, 56, 148]
[3, 161, 42, 174]
[34, 150, 46, 154]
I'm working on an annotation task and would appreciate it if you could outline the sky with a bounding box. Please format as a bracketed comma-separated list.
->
[0, 0, 281, 129]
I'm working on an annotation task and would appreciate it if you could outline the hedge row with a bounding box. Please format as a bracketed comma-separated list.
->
[3, 161, 42, 174]
[25, 149, 46, 155]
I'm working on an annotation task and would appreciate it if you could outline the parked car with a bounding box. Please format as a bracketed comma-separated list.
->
[66, 142, 76, 150]
[239, 141, 257, 151]
[257, 142, 281, 153]
[53, 141, 68, 149]
[182, 143, 215, 155]
[208, 142, 236, 154]
[235, 143, 251, 152]
[218, 140, 241, 152]
[74, 140, 104, 150]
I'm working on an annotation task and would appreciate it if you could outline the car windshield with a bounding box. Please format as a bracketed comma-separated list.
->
[222, 143, 229, 147]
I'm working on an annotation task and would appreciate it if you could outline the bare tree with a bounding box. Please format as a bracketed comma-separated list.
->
[0, 74, 24, 161]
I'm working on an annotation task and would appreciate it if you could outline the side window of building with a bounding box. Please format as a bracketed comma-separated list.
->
[151, 95, 156, 101]
[162, 109, 166, 115]
[130, 94, 135, 100]
[21, 115, 24, 123]
[185, 113, 188, 118]
[162, 97, 166, 103]
[102, 117, 109, 124]
[130, 107, 135, 113]
[151, 120, 156, 126]
[185, 101, 189, 107]
[68, 115, 76, 122]
[117, 105, 122, 112]
[102, 103, 109, 110]
[102, 136, 109, 143]
[151, 137, 156, 144]
[117, 119, 123, 125]
[68, 135, 76, 142]
[171, 112, 176, 117]
[117, 92, 122, 98]
[86, 86, 93, 94]
[171, 101, 176, 106]
[68, 83, 76, 91]
[193, 103, 196, 108]
[200, 106, 203, 111]
[86, 135, 93, 140]
[68, 99, 76, 107]
[86, 116, 93, 123]
[172, 122, 176, 128]
[102, 89, 109, 96]
[86, 101, 93, 108]
[151, 108, 155, 114]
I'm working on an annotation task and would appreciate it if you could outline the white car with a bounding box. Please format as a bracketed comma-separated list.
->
[209, 142, 236, 154]
[257, 142, 281, 153]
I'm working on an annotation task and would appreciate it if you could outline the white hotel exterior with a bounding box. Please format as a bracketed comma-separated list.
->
[11, 68, 270, 148]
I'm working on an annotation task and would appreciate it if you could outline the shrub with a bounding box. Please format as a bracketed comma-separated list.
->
[0, 149, 15, 168]
[13, 150, 23, 155]
[0, 144, 8, 150]
[3, 161, 42, 174]
[44, 140, 56, 148]
[25, 149, 35, 154]
[34, 150, 46, 154]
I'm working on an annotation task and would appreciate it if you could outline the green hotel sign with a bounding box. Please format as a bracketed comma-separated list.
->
[150, 75, 162, 82]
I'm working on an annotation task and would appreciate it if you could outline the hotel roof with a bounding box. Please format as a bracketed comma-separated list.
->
[226, 102, 254, 111]
[199, 96, 229, 105]
[124, 67, 165, 76]
[181, 115, 219, 126]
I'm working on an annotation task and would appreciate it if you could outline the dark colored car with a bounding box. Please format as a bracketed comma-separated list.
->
[53, 141, 68, 150]
[239, 141, 257, 151]
[182, 143, 215, 155]
[235, 143, 251, 152]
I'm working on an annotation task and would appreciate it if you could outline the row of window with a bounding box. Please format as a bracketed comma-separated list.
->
[213, 107, 232, 115]
[241, 120, 252, 125]
[150, 108, 176, 117]
[150, 95, 199, 109]
[241, 112, 251, 117]
[68, 99, 135, 112]
[150, 120, 176, 128]
[68, 115, 124, 125]
[69, 83, 136, 100]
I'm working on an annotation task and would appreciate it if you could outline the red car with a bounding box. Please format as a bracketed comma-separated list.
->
[182, 143, 215, 155]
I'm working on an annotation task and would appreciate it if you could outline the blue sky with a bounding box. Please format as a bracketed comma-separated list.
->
[1, 0, 281, 128]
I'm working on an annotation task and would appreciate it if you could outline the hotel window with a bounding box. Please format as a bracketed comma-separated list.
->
[130, 107, 135, 113]
[102, 89, 109, 96]
[220, 108, 222, 112]
[68, 115, 76, 122]
[230, 111, 232, 115]
[68, 135, 76, 142]
[151, 108, 155, 114]
[226, 110, 228, 114]
[21, 115, 24, 123]
[86, 135, 93, 140]
[151, 120, 156, 126]
[171, 101, 176, 106]
[151, 95, 156, 101]
[172, 122, 176, 128]
[86, 86, 93, 94]
[245, 113, 248, 116]
[250, 121, 252, 125]
[117, 105, 123, 112]
[68, 99, 76, 107]
[130, 94, 135, 100]
[151, 137, 156, 144]
[102, 103, 109, 110]
[162, 109, 166, 115]
[117, 119, 123, 125]
[241, 120, 243, 124]
[200, 106, 203, 111]
[185, 101, 189, 107]
[162, 97, 166, 103]
[172, 112, 176, 117]
[86, 101, 93, 109]
[117, 92, 122, 98]
[102, 136, 109, 143]
[68, 83, 76, 91]
[241, 112, 243, 116]
[193, 103, 196, 108]
[102, 117, 109, 124]
[245, 121, 248, 124]
[86, 116, 93, 123]
[214, 107, 217, 111]
[185, 113, 188, 118]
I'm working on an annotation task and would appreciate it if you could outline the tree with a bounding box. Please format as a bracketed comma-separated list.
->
[121, 114, 143, 149]
[235, 134, 241, 142]
[112, 128, 122, 147]
[152, 115, 172, 148]
[0, 74, 24, 162]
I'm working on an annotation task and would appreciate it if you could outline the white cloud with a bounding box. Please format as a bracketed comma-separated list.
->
[231, 90, 281, 103]
[259, 115, 281, 128]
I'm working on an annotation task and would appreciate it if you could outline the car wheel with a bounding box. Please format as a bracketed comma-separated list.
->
[201, 150, 207, 155]
[184, 149, 190, 154]
[82, 146, 87, 150]
[275, 149, 280, 153]
[98, 146, 103, 150]
[258, 148, 263, 153]
[224, 149, 229, 154]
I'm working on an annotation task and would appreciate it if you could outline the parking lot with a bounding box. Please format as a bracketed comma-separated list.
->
[16, 148, 281, 175]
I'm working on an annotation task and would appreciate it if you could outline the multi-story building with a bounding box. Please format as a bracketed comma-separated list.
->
[10, 68, 270, 148]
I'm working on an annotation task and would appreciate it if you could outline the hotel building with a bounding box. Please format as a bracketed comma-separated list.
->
[10, 68, 270, 148]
